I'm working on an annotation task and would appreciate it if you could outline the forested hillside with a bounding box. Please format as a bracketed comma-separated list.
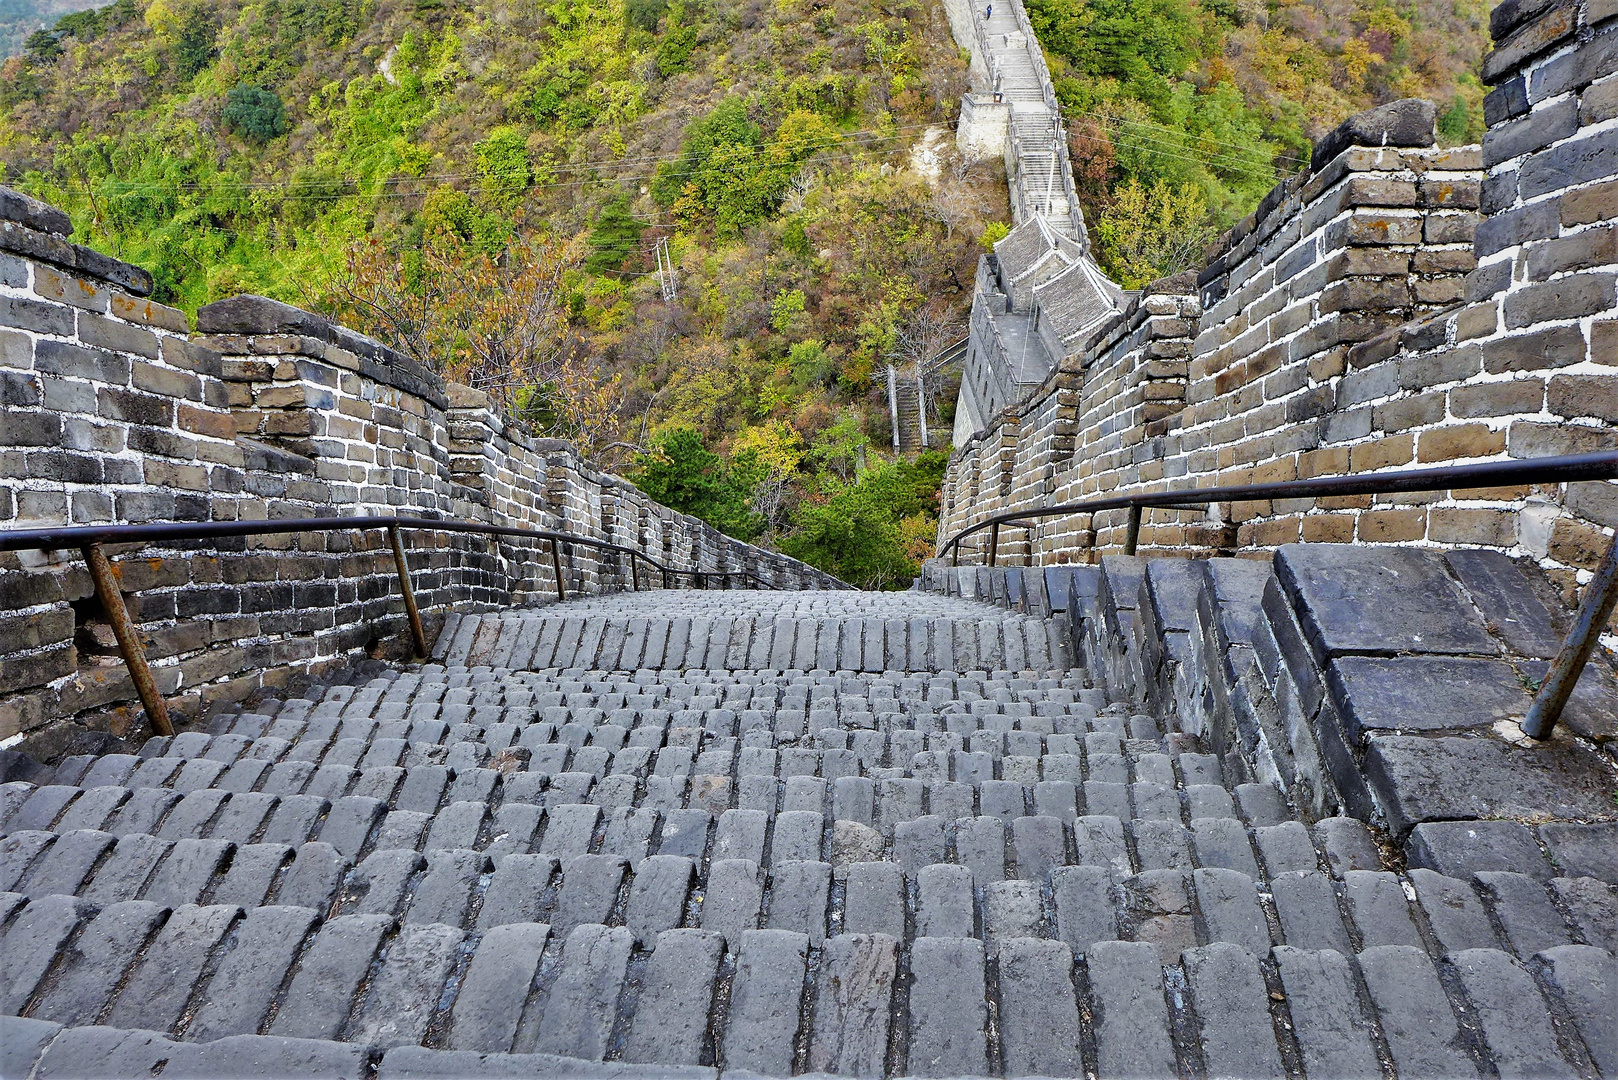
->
[0, 0, 101, 57]
[0, 0, 1489, 584]
[1032, 0, 1493, 286]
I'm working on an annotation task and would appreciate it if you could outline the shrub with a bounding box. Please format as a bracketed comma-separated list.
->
[222, 85, 289, 142]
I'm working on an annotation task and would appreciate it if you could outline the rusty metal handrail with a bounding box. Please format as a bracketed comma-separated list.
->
[938, 450, 1618, 741]
[0, 514, 782, 736]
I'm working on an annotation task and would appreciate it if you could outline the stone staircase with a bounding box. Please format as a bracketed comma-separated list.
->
[0, 580, 1614, 1078]
[893, 379, 926, 452]
[973, 1, 1081, 242]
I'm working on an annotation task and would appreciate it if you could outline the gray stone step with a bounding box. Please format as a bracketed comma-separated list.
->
[4, 580, 1612, 1078]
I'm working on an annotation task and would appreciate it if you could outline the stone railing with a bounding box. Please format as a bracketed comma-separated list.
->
[0, 191, 842, 755]
[940, 48, 1617, 598]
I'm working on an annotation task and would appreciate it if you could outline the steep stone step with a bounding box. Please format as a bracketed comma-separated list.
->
[923, 548, 1618, 887]
[438, 594, 1074, 673]
[2, 583, 1613, 1078]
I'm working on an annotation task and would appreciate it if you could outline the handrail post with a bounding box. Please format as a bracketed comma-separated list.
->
[1523, 529, 1618, 740]
[629, 553, 640, 591]
[989, 522, 1000, 567]
[951, 539, 960, 567]
[551, 537, 566, 601]
[81, 542, 173, 737]
[1124, 504, 1142, 556]
[388, 525, 427, 659]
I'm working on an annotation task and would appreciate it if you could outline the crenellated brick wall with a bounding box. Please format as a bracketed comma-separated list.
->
[0, 193, 842, 756]
[941, 22, 1617, 602]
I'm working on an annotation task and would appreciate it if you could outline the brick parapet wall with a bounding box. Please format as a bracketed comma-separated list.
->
[0, 203, 841, 755]
[940, 73, 1615, 589]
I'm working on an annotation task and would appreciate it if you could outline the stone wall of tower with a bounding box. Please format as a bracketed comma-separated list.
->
[940, 57, 1615, 606]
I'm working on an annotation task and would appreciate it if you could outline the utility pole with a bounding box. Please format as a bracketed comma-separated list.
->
[887, 365, 901, 449]
[655, 237, 678, 303]
[917, 370, 929, 448]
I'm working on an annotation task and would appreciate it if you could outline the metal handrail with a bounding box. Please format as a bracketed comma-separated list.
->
[939, 450, 1618, 740]
[0, 514, 781, 736]
[941, 451, 1618, 563]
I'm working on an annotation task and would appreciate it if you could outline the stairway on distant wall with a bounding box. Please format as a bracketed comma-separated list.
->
[0, 578, 1613, 1078]
[892, 378, 926, 452]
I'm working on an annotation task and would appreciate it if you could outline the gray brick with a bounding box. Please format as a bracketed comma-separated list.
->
[1408, 868, 1500, 953]
[21, 828, 112, 897]
[1452, 948, 1575, 1078]
[354, 849, 426, 917]
[350, 921, 465, 1049]
[808, 933, 899, 1077]
[1271, 871, 1352, 952]
[1190, 817, 1260, 876]
[622, 853, 691, 947]
[907, 937, 989, 1077]
[0, 832, 53, 892]
[32, 900, 166, 1026]
[1503, 272, 1617, 328]
[622, 928, 725, 1065]
[0, 894, 89, 1013]
[955, 815, 1006, 883]
[107, 903, 240, 1032]
[1193, 866, 1271, 955]
[722, 929, 808, 1076]
[551, 854, 625, 936]
[1255, 820, 1318, 874]
[1356, 945, 1475, 1078]
[35, 1028, 368, 1080]
[189, 906, 321, 1042]
[1087, 939, 1177, 1080]
[273, 842, 345, 914]
[449, 922, 550, 1052]
[1474, 871, 1573, 957]
[267, 912, 393, 1040]
[0, 1016, 60, 1080]
[1342, 870, 1423, 948]
[997, 936, 1083, 1076]
[1548, 876, 1617, 952]
[82, 834, 169, 904]
[1, 295, 75, 336]
[143, 837, 234, 907]
[700, 857, 763, 948]
[1519, 128, 1618, 200]
[1274, 946, 1384, 1079]
[917, 862, 975, 940]
[212, 843, 295, 908]
[1314, 816, 1384, 876]
[1183, 942, 1286, 1079]
[1535, 945, 1616, 1077]
[531, 923, 633, 1060]
[843, 860, 904, 940]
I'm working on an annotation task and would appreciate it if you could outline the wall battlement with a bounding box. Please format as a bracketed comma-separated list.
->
[940, 0, 1616, 603]
[0, 201, 841, 756]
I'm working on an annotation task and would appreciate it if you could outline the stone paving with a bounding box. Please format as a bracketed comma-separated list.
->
[0, 588, 1614, 1078]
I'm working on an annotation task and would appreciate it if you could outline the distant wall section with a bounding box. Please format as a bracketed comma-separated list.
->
[0, 192, 841, 755]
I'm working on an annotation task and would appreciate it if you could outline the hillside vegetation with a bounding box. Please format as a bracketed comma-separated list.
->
[0, 0, 101, 57]
[1031, 0, 1492, 286]
[0, 0, 1489, 584]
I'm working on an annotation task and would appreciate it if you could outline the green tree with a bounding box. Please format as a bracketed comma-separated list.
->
[585, 194, 645, 274]
[475, 126, 531, 211]
[172, 3, 219, 78]
[655, 1, 698, 75]
[780, 453, 946, 590]
[632, 428, 762, 539]
[624, 0, 667, 32]
[1095, 177, 1217, 288]
[222, 85, 289, 143]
